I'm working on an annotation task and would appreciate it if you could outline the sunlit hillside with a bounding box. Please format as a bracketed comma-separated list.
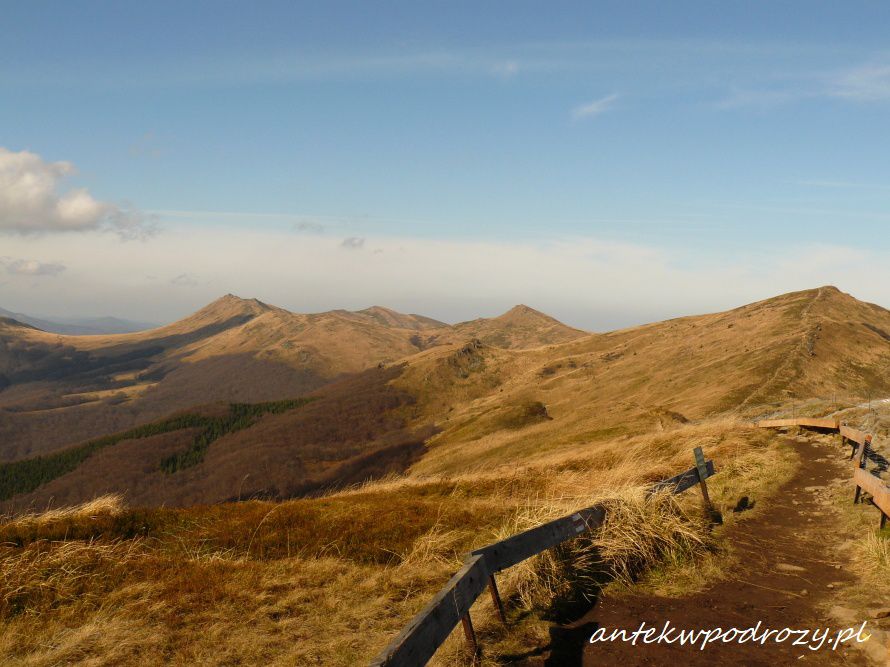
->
[0, 418, 787, 666]
[0, 296, 584, 462]
[3, 287, 890, 665]
[5, 286, 890, 511]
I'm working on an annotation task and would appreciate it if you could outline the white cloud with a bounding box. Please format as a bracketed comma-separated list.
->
[341, 236, 365, 249]
[0, 147, 154, 239]
[170, 273, 199, 287]
[294, 220, 325, 233]
[1, 257, 66, 276]
[571, 93, 620, 120]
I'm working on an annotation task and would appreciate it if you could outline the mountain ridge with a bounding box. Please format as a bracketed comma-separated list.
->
[6, 285, 890, 509]
[0, 295, 583, 461]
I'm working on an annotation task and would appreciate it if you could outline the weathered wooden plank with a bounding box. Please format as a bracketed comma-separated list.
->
[649, 460, 715, 495]
[756, 418, 801, 428]
[369, 555, 489, 667]
[472, 506, 606, 573]
[840, 426, 869, 445]
[757, 417, 839, 430]
[853, 467, 890, 518]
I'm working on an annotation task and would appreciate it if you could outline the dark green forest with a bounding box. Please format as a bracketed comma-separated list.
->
[0, 398, 314, 500]
[159, 398, 313, 473]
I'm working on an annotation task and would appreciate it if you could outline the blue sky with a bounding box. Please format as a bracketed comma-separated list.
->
[3, 2, 890, 328]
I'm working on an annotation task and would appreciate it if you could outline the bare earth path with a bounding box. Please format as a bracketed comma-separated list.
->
[541, 436, 877, 666]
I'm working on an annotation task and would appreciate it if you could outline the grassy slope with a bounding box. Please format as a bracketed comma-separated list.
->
[4, 287, 890, 663]
[0, 297, 585, 461]
[0, 366, 432, 510]
[1, 419, 787, 666]
[401, 286, 890, 475]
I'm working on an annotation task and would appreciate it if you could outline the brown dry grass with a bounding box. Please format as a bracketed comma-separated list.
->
[0, 417, 794, 666]
[10, 287, 890, 664]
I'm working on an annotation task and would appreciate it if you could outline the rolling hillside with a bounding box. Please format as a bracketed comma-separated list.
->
[403, 285, 890, 473]
[0, 296, 584, 461]
[5, 286, 890, 511]
[3, 286, 890, 666]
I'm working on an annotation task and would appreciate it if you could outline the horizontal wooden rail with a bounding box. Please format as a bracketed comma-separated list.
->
[370, 452, 717, 667]
[756, 417, 839, 430]
[840, 425, 870, 445]
[472, 506, 606, 574]
[649, 460, 715, 495]
[853, 468, 890, 518]
[371, 555, 489, 667]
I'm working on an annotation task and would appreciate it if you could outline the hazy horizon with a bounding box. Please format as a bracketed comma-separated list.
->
[5, 3, 890, 330]
[0, 283, 860, 334]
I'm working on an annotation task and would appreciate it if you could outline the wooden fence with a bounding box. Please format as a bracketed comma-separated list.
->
[757, 417, 890, 529]
[369, 448, 717, 667]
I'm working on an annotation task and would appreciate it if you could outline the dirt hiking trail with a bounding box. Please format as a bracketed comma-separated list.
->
[537, 435, 887, 666]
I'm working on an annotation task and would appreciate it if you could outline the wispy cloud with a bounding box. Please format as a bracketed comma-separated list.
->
[170, 273, 199, 287]
[571, 93, 620, 120]
[715, 87, 803, 110]
[340, 237, 365, 249]
[10, 224, 890, 331]
[129, 131, 165, 159]
[717, 60, 890, 109]
[294, 220, 325, 233]
[795, 179, 890, 190]
[1, 257, 66, 276]
[491, 60, 520, 78]
[828, 63, 890, 101]
[153, 209, 354, 229]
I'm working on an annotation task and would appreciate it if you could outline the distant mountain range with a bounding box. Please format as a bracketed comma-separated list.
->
[6, 286, 889, 511]
[0, 307, 156, 335]
[0, 295, 586, 465]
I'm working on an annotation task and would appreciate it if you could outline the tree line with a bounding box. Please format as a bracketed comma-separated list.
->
[0, 398, 314, 500]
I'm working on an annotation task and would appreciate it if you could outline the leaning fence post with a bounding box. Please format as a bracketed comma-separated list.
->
[853, 436, 870, 504]
[487, 575, 507, 625]
[693, 446, 713, 511]
[461, 612, 478, 658]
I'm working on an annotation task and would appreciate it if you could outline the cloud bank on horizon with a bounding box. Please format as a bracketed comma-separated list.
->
[0, 218, 883, 331]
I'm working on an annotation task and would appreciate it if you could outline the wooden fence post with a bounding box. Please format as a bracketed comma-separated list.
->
[487, 575, 507, 625]
[693, 446, 713, 512]
[461, 613, 478, 659]
[853, 436, 870, 504]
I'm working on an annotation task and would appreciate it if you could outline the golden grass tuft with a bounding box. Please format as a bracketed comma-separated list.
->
[592, 489, 710, 588]
[0, 538, 142, 619]
[3, 494, 125, 528]
[491, 486, 712, 615]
